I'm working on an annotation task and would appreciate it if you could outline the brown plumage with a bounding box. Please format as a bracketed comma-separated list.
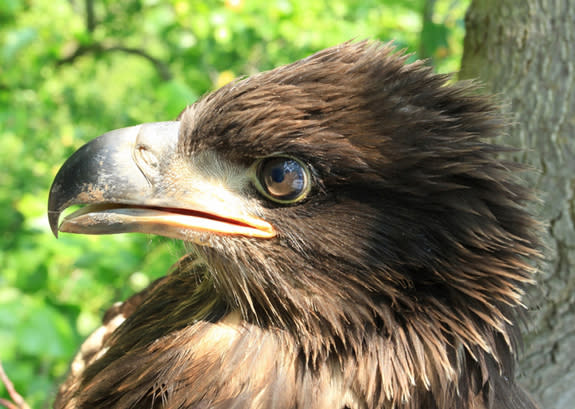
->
[48, 42, 541, 409]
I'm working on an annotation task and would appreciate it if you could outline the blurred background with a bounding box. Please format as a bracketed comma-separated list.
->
[1, 0, 469, 407]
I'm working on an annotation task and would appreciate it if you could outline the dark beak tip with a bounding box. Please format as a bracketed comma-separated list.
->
[48, 210, 61, 238]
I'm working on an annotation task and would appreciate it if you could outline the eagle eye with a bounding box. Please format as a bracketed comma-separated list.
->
[254, 156, 311, 203]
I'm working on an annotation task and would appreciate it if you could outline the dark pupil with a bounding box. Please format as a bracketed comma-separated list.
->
[262, 158, 306, 200]
[271, 167, 285, 183]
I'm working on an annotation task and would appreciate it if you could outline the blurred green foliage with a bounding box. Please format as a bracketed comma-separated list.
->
[0, 0, 469, 406]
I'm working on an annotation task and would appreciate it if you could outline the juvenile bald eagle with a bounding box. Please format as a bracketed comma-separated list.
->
[48, 42, 540, 409]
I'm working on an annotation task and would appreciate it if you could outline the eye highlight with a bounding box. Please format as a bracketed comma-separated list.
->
[253, 156, 311, 203]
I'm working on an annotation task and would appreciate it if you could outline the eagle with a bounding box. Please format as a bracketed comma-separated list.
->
[47, 42, 540, 409]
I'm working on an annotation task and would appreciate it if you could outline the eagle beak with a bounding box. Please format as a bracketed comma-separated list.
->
[48, 122, 276, 241]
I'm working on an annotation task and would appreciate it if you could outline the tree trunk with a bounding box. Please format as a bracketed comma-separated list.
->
[460, 1, 575, 408]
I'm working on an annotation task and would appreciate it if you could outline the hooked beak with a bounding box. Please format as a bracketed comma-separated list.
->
[48, 121, 276, 241]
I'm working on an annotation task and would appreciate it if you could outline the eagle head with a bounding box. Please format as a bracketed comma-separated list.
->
[48, 42, 540, 409]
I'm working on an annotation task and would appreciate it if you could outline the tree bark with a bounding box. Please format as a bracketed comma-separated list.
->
[460, 1, 575, 409]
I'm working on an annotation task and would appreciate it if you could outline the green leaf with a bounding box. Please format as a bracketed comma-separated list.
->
[1, 27, 37, 61]
[17, 301, 75, 359]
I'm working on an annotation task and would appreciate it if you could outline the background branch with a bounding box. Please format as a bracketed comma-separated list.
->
[86, 0, 96, 33]
[57, 43, 173, 81]
[0, 362, 30, 409]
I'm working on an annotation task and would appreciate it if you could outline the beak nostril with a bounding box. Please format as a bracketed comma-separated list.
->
[135, 144, 159, 169]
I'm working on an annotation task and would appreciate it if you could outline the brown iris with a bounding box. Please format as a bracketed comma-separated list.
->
[255, 156, 310, 203]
